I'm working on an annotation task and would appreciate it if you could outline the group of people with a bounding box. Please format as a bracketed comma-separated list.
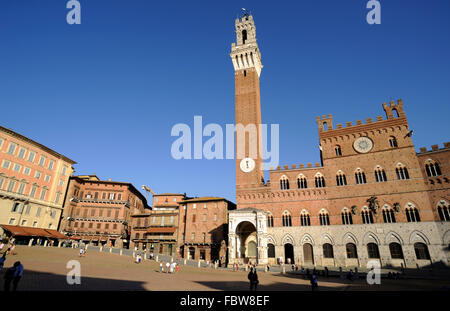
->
[78, 246, 88, 257]
[0, 241, 16, 255]
[159, 261, 179, 273]
[0, 242, 24, 291]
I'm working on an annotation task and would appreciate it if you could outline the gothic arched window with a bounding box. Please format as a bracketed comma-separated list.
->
[323, 243, 334, 258]
[382, 206, 396, 223]
[267, 214, 274, 227]
[319, 210, 330, 226]
[336, 171, 347, 186]
[346, 243, 358, 258]
[374, 166, 387, 182]
[405, 204, 420, 222]
[282, 211, 292, 227]
[297, 174, 308, 189]
[367, 243, 380, 258]
[389, 243, 404, 259]
[355, 168, 367, 184]
[437, 201, 450, 221]
[300, 210, 310, 226]
[425, 160, 442, 177]
[341, 208, 353, 225]
[335, 145, 342, 156]
[315, 173, 325, 188]
[361, 207, 374, 224]
[280, 175, 290, 190]
[414, 242, 430, 260]
[396, 163, 410, 180]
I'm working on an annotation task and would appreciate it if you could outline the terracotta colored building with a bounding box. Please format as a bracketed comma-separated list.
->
[131, 193, 186, 255]
[0, 126, 75, 244]
[60, 175, 149, 248]
[178, 197, 236, 262]
[228, 14, 450, 268]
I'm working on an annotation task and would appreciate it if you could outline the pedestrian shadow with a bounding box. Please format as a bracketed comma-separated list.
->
[3, 269, 148, 291]
[193, 280, 343, 291]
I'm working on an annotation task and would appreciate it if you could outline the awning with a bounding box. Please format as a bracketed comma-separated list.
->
[147, 227, 176, 233]
[1, 225, 68, 239]
[1, 225, 52, 238]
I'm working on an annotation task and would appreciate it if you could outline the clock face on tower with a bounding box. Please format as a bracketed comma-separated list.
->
[240, 157, 255, 173]
[353, 137, 373, 153]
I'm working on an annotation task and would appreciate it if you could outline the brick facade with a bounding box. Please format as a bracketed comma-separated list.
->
[228, 14, 450, 268]
[60, 175, 148, 248]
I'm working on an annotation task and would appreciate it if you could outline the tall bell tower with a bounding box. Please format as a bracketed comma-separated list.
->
[231, 12, 265, 197]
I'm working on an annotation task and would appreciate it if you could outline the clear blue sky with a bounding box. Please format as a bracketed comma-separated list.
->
[1, 0, 449, 203]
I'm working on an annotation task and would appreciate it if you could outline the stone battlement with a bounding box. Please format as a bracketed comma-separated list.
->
[418, 142, 450, 154]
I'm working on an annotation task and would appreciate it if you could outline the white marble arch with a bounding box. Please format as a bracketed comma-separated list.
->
[443, 230, 450, 245]
[385, 231, 404, 245]
[300, 233, 315, 246]
[342, 232, 358, 245]
[363, 231, 381, 245]
[281, 233, 295, 245]
[320, 233, 335, 245]
[409, 230, 430, 245]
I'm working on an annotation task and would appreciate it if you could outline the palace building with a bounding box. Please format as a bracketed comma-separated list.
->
[60, 174, 149, 248]
[131, 193, 236, 263]
[0, 126, 75, 244]
[228, 13, 450, 268]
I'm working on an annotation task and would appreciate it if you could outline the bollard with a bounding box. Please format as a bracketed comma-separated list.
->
[110, 247, 112, 253]
[171, 257, 173, 263]
[156, 255, 159, 262]
[282, 265, 286, 274]
[120, 249, 123, 256]
[184, 259, 187, 265]
[100, 246, 103, 252]
[198, 261, 201, 268]
[133, 252, 135, 258]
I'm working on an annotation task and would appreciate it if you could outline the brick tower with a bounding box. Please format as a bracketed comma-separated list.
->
[230, 13, 265, 199]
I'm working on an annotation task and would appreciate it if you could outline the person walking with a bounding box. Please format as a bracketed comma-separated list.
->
[0, 253, 6, 270]
[248, 268, 259, 291]
[165, 262, 170, 274]
[159, 262, 163, 273]
[3, 265, 15, 291]
[176, 264, 179, 273]
[310, 273, 318, 291]
[12, 261, 23, 291]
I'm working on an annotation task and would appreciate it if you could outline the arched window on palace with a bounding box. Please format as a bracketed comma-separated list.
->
[267, 243, 275, 258]
[336, 171, 347, 186]
[323, 243, 334, 258]
[341, 208, 353, 225]
[297, 174, 307, 189]
[382, 205, 396, 223]
[389, 136, 398, 148]
[346, 243, 358, 258]
[414, 242, 430, 260]
[405, 203, 421, 222]
[396, 163, 410, 180]
[361, 207, 374, 224]
[367, 243, 380, 258]
[280, 175, 290, 190]
[425, 159, 442, 177]
[335, 145, 342, 157]
[315, 173, 325, 188]
[374, 166, 387, 182]
[282, 211, 292, 227]
[389, 242, 404, 259]
[319, 210, 330, 226]
[267, 214, 274, 227]
[355, 168, 367, 184]
[437, 200, 450, 221]
[300, 210, 310, 226]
